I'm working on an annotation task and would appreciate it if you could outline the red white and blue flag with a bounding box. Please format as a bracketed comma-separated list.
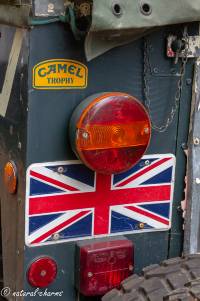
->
[25, 154, 175, 246]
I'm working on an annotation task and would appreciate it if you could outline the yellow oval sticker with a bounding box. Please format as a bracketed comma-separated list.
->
[33, 59, 88, 90]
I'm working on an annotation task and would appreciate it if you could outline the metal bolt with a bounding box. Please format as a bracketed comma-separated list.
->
[82, 132, 89, 139]
[196, 178, 200, 184]
[194, 137, 200, 145]
[144, 127, 149, 134]
[18, 142, 22, 150]
[129, 265, 134, 271]
[181, 142, 187, 150]
[153, 68, 159, 74]
[186, 78, 192, 85]
[52, 233, 60, 240]
[88, 272, 93, 278]
[138, 222, 145, 229]
[40, 270, 47, 277]
[48, 3, 54, 11]
[145, 160, 150, 166]
[79, 3, 91, 16]
[57, 166, 64, 174]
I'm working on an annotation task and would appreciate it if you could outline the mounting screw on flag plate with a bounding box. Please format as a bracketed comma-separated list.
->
[25, 154, 176, 247]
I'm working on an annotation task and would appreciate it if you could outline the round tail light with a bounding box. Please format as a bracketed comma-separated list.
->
[70, 92, 151, 174]
[27, 257, 57, 288]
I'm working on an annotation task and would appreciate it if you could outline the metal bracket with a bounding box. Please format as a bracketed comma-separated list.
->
[33, 0, 67, 16]
[167, 35, 200, 58]
[184, 58, 200, 254]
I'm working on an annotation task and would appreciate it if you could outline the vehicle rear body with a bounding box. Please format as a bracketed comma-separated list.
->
[0, 4, 199, 300]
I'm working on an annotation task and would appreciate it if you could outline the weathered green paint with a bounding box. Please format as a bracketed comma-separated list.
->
[0, 21, 197, 301]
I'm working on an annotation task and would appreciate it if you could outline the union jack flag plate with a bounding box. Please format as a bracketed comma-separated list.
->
[25, 154, 175, 246]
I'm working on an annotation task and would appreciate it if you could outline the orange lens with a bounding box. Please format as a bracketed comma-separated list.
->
[77, 122, 150, 150]
[70, 92, 151, 174]
[4, 161, 17, 194]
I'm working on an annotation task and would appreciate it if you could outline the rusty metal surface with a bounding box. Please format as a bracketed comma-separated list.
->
[0, 0, 30, 4]
[167, 35, 200, 59]
[0, 5, 30, 27]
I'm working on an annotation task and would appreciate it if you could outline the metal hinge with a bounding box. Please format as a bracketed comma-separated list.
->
[167, 35, 200, 58]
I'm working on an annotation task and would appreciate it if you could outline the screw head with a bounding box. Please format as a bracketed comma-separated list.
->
[18, 142, 22, 150]
[145, 160, 150, 166]
[196, 178, 200, 184]
[186, 78, 192, 85]
[82, 132, 89, 139]
[194, 137, 200, 145]
[48, 3, 54, 10]
[40, 270, 47, 277]
[181, 142, 187, 150]
[88, 272, 93, 278]
[138, 222, 145, 229]
[57, 166, 64, 174]
[52, 233, 60, 240]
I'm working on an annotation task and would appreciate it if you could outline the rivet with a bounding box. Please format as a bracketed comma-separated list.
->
[82, 132, 89, 139]
[52, 233, 60, 240]
[186, 78, 192, 85]
[196, 178, 200, 184]
[194, 137, 200, 145]
[48, 3, 54, 11]
[139, 222, 145, 229]
[18, 142, 22, 150]
[88, 272, 93, 278]
[57, 166, 64, 174]
[40, 270, 47, 277]
[181, 142, 187, 150]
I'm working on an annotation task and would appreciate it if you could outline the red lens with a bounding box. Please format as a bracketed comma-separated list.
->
[71, 92, 151, 174]
[27, 257, 57, 288]
[77, 239, 134, 296]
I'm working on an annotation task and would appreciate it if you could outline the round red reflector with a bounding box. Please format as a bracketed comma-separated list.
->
[70, 92, 151, 174]
[27, 257, 57, 288]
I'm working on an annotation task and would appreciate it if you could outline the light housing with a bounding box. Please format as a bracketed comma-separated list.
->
[75, 238, 134, 296]
[27, 257, 57, 288]
[70, 92, 151, 174]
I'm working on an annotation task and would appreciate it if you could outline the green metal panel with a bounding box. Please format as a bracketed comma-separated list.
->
[0, 21, 197, 301]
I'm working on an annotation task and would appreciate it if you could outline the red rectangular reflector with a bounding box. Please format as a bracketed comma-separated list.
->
[75, 238, 134, 296]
